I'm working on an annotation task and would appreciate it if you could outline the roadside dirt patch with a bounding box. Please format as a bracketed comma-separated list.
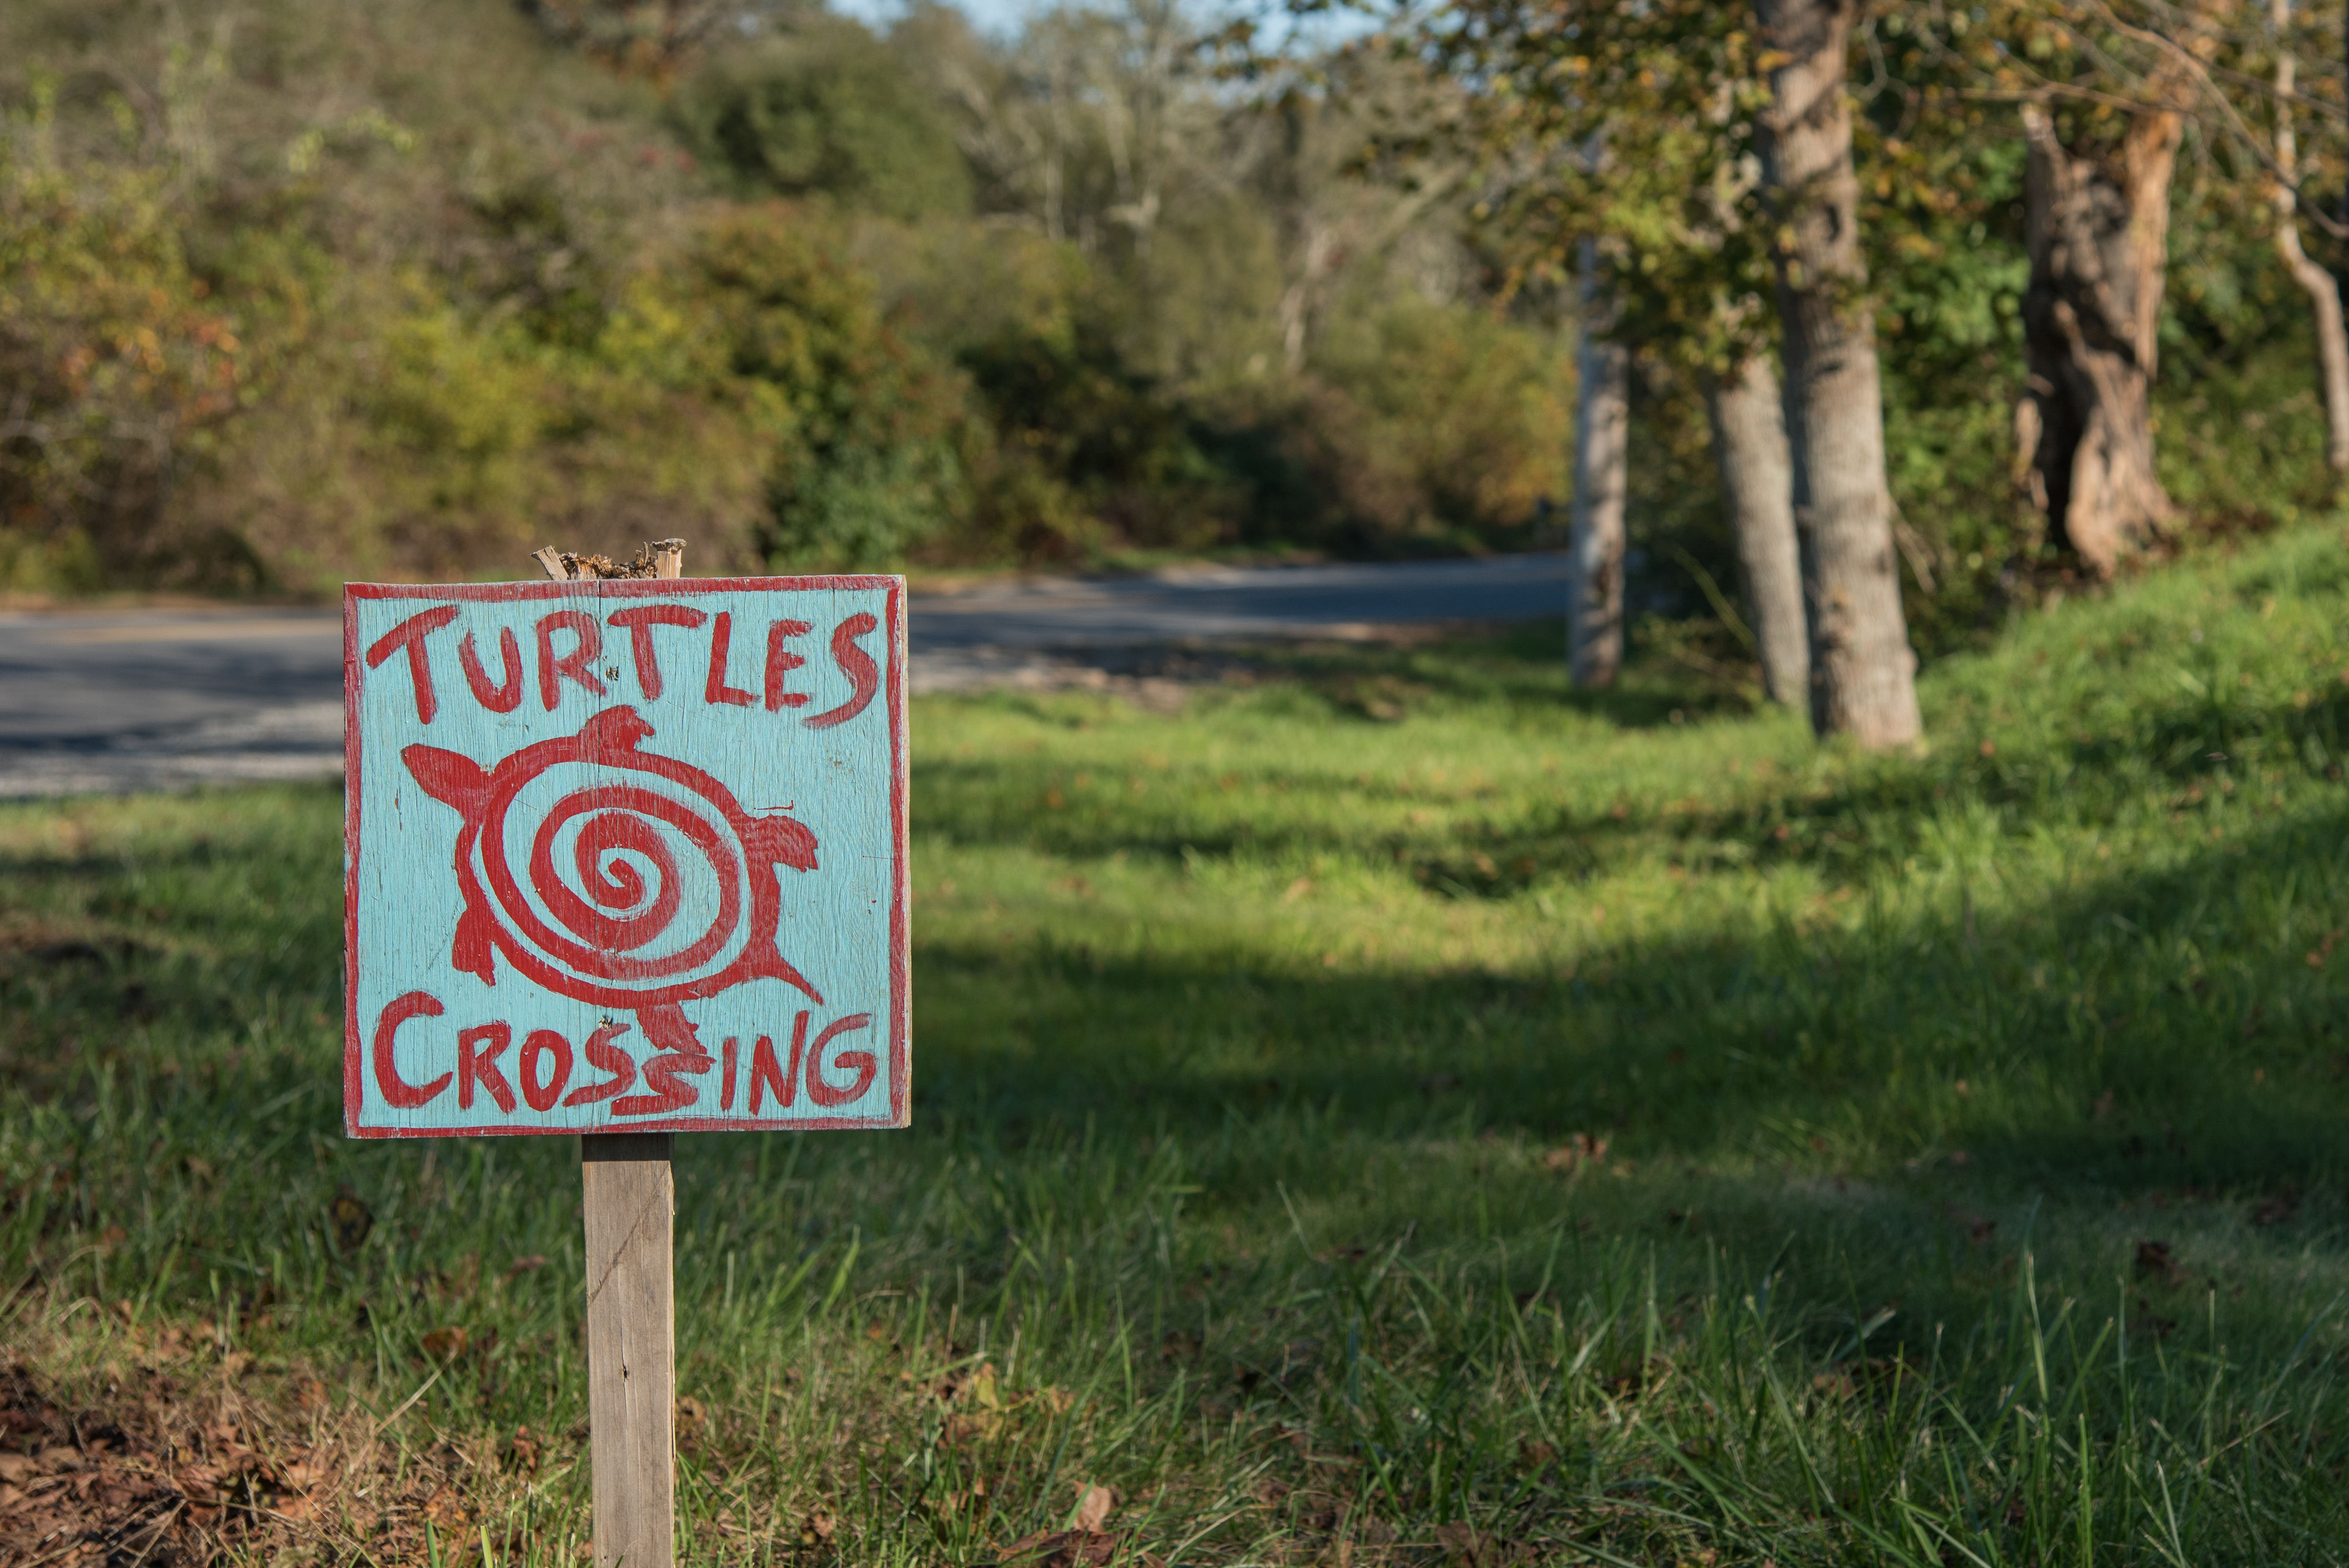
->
[0, 1355, 509, 1566]
[0, 922, 146, 968]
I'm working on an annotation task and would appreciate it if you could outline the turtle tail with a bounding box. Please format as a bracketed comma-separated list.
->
[747, 946, 824, 1005]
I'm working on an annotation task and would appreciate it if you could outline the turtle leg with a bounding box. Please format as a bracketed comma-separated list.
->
[636, 1001, 708, 1058]
[452, 903, 498, 983]
[613, 1002, 716, 1117]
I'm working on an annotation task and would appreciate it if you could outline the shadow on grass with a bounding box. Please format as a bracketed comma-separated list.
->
[907, 786, 2349, 1210]
[1231, 616, 1759, 731]
[918, 636, 2349, 900]
[6, 682, 2349, 1376]
[5, 750, 2345, 1227]
[7, 765, 2349, 1568]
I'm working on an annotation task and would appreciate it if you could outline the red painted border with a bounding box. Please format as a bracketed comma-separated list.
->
[343, 1113, 899, 1138]
[341, 576, 911, 1138]
[341, 597, 365, 1137]
[887, 578, 911, 1127]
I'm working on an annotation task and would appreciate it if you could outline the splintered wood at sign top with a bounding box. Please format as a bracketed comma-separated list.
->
[341, 575, 911, 1139]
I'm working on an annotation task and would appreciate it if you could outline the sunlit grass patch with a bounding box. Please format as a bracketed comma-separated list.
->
[11, 530, 2349, 1561]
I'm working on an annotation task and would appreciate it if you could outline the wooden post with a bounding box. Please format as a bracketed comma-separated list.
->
[354, 530, 901, 1568]
[584, 538, 683, 1568]
[584, 1133, 675, 1568]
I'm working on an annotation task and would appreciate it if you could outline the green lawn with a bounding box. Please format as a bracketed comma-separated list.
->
[9, 529, 2349, 1564]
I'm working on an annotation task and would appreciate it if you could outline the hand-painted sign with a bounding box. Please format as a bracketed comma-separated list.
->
[343, 577, 907, 1137]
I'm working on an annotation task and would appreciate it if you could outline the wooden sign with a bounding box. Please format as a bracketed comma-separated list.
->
[341, 576, 908, 1137]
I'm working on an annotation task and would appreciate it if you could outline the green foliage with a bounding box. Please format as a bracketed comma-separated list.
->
[850, 213, 1091, 360]
[368, 302, 550, 516]
[521, 0, 732, 80]
[1300, 294, 1572, 545]
[1417, 0, 2349, 663]
[0, 92, 261, 591]
[0, 0, 1584, 589]
[669, 23, 974, 221]
[943, 289, 1575, 561]
[2159, 341, 2340, 527]
[19, 527, 2349, 1558]
[10, 0, 2345, 670]
[961, 320, 1234, 553]
[672, 207, 970, 568]
[226, 201, 972, 579]
[1424, 0, 1778, 369]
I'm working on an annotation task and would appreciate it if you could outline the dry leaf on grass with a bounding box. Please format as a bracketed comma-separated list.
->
[503, 1426, 543, 1474]
[2135, 1239, 2186, 1284]
[0, 1350, 497, 1565]
[420, 1325, 470, 1361]
[424, 1481, 470, 1528]
[944, 1410, 1001, 1445]
[1072, 1482, 1115, 1532]
[1433, 1521, 1483, 1563]
[328, 1188, 373, 1252]
[1000, 1529, 1134, 1568]
[2251, 1189, 2301, 1226]
[931, 1361, 1000, 1407]
[1543, 1134, 1608, 1173]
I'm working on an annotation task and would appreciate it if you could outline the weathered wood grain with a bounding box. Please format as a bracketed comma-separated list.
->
[584, 1132, 675, 1568]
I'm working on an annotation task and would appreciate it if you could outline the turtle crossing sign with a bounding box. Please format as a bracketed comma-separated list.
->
[342, 575, 909, 1137]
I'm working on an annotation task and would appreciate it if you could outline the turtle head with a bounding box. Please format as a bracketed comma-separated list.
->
[577, 704, 656, 761]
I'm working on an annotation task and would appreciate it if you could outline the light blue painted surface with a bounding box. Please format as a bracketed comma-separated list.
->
[344, 579, 907, 1137]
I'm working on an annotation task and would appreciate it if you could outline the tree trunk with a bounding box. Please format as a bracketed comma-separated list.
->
[1704, 355, 1808, 708]
[2017, 100, 2182, 575]
[1569, 237, 1630, 689]
[1751, 0, 1920, 747]
[2273, 0, 2349, 473]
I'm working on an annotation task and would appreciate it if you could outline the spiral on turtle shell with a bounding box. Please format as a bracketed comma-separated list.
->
[403, 706, 820, 1009]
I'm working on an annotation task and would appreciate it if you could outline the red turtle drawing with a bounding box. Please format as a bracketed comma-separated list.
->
[406, 703, 822, 1030]
[343, 577, 907, 1136]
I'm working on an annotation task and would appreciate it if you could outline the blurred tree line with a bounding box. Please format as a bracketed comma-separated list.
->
[1, 0, 2343, 700]
[0, 0, 1572, 594]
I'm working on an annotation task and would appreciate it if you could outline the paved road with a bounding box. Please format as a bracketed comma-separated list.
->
[0, 552, 1565, 797]
[909, 553, 1567, 690]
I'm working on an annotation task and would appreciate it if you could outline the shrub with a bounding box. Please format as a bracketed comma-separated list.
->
[658, 206, 970, 569]
[1299, 295, 1575, 550]
[0, 114, 260, 590]
[213, 204, 971, 585]
[959, 320, 1238, 553]
[1315, 297, 1569, 549]
[669, 26, 973, 222]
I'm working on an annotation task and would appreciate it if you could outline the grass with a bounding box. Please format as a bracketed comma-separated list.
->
[11, 526, 2349, 1562]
